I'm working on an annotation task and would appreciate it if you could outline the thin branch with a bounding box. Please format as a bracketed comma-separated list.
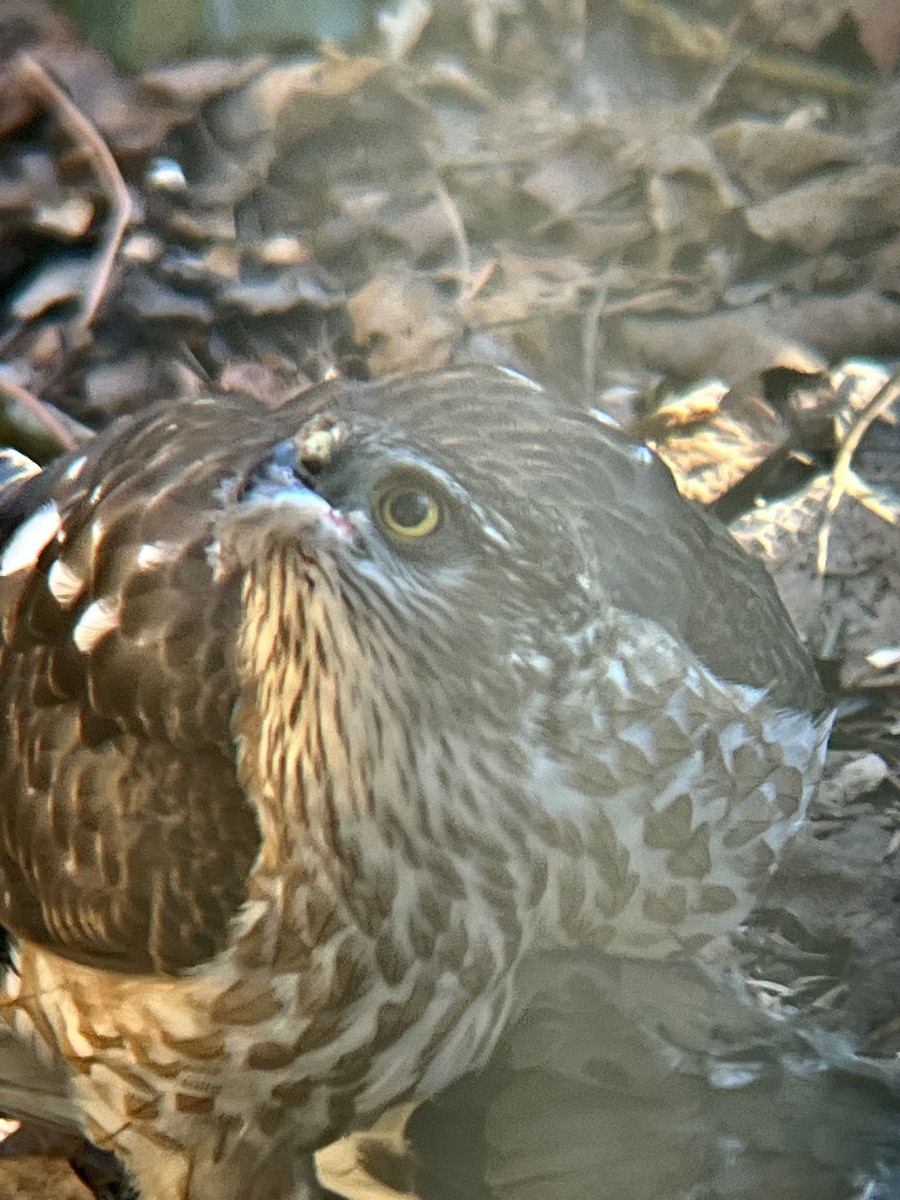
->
[433, 176, 473, 300]
[581, 267, 615, 403]
[0, 376, 80, 452]
[817, 368, 900, 574]
[16, 52, 132, 333]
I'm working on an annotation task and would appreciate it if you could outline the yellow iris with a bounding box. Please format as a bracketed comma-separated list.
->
[376, 484, 442, 540]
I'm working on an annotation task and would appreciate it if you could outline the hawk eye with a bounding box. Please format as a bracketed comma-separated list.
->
[375, 482, 443, 541]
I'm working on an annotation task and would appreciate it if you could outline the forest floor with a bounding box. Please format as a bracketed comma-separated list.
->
[0, 0, 898, 1196]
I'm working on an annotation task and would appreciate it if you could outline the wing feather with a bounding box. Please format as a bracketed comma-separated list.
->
[0, 400, 280, 975]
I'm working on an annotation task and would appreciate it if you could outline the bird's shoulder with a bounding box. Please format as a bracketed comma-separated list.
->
[0, 398, 280, 976]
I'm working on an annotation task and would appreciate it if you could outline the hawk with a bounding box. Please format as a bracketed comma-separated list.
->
[0, 366, 830, 1199]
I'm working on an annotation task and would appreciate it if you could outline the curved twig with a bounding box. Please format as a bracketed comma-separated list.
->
[15, 52, 132, 333]
[0, 375, 81, 452]
[817, 368, 900, 574]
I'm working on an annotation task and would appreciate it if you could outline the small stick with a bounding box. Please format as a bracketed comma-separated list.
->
[0, 376, 80, 452]
[817, 369, 900, 574]
[15, 52, 132, 333]
[433, 176, 472, 299]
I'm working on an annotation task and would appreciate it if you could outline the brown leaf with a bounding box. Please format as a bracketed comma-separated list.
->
[221, 267, 342, 316]
[712, 120, 856, 201]
[747, 0, 846, 53]
[523, 152, 622, 219]
[348, 265, 459, 375]
[465, 249, 594, 327]
[140, 56, 271, 107]
[750, 0, 900, 70]
[218, 53, 386, 144]
[849, 0, 900, 72]
[745, 165, 900, 254]
[11, 258, 92, 320]
[642, 381, 788, 504]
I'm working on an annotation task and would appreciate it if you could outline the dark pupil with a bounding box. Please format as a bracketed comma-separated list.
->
[389, 490, 430, 528]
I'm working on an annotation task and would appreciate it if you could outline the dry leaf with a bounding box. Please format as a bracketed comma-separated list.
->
[348, 265, 459, 374]
[746, 165, 900, 254]
[712, 120, 856, 201]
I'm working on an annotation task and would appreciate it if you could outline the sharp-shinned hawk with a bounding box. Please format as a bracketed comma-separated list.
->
[0, 366, 831, 1198]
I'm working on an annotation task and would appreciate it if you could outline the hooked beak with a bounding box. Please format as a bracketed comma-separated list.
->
[209, 439, 357, 580]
